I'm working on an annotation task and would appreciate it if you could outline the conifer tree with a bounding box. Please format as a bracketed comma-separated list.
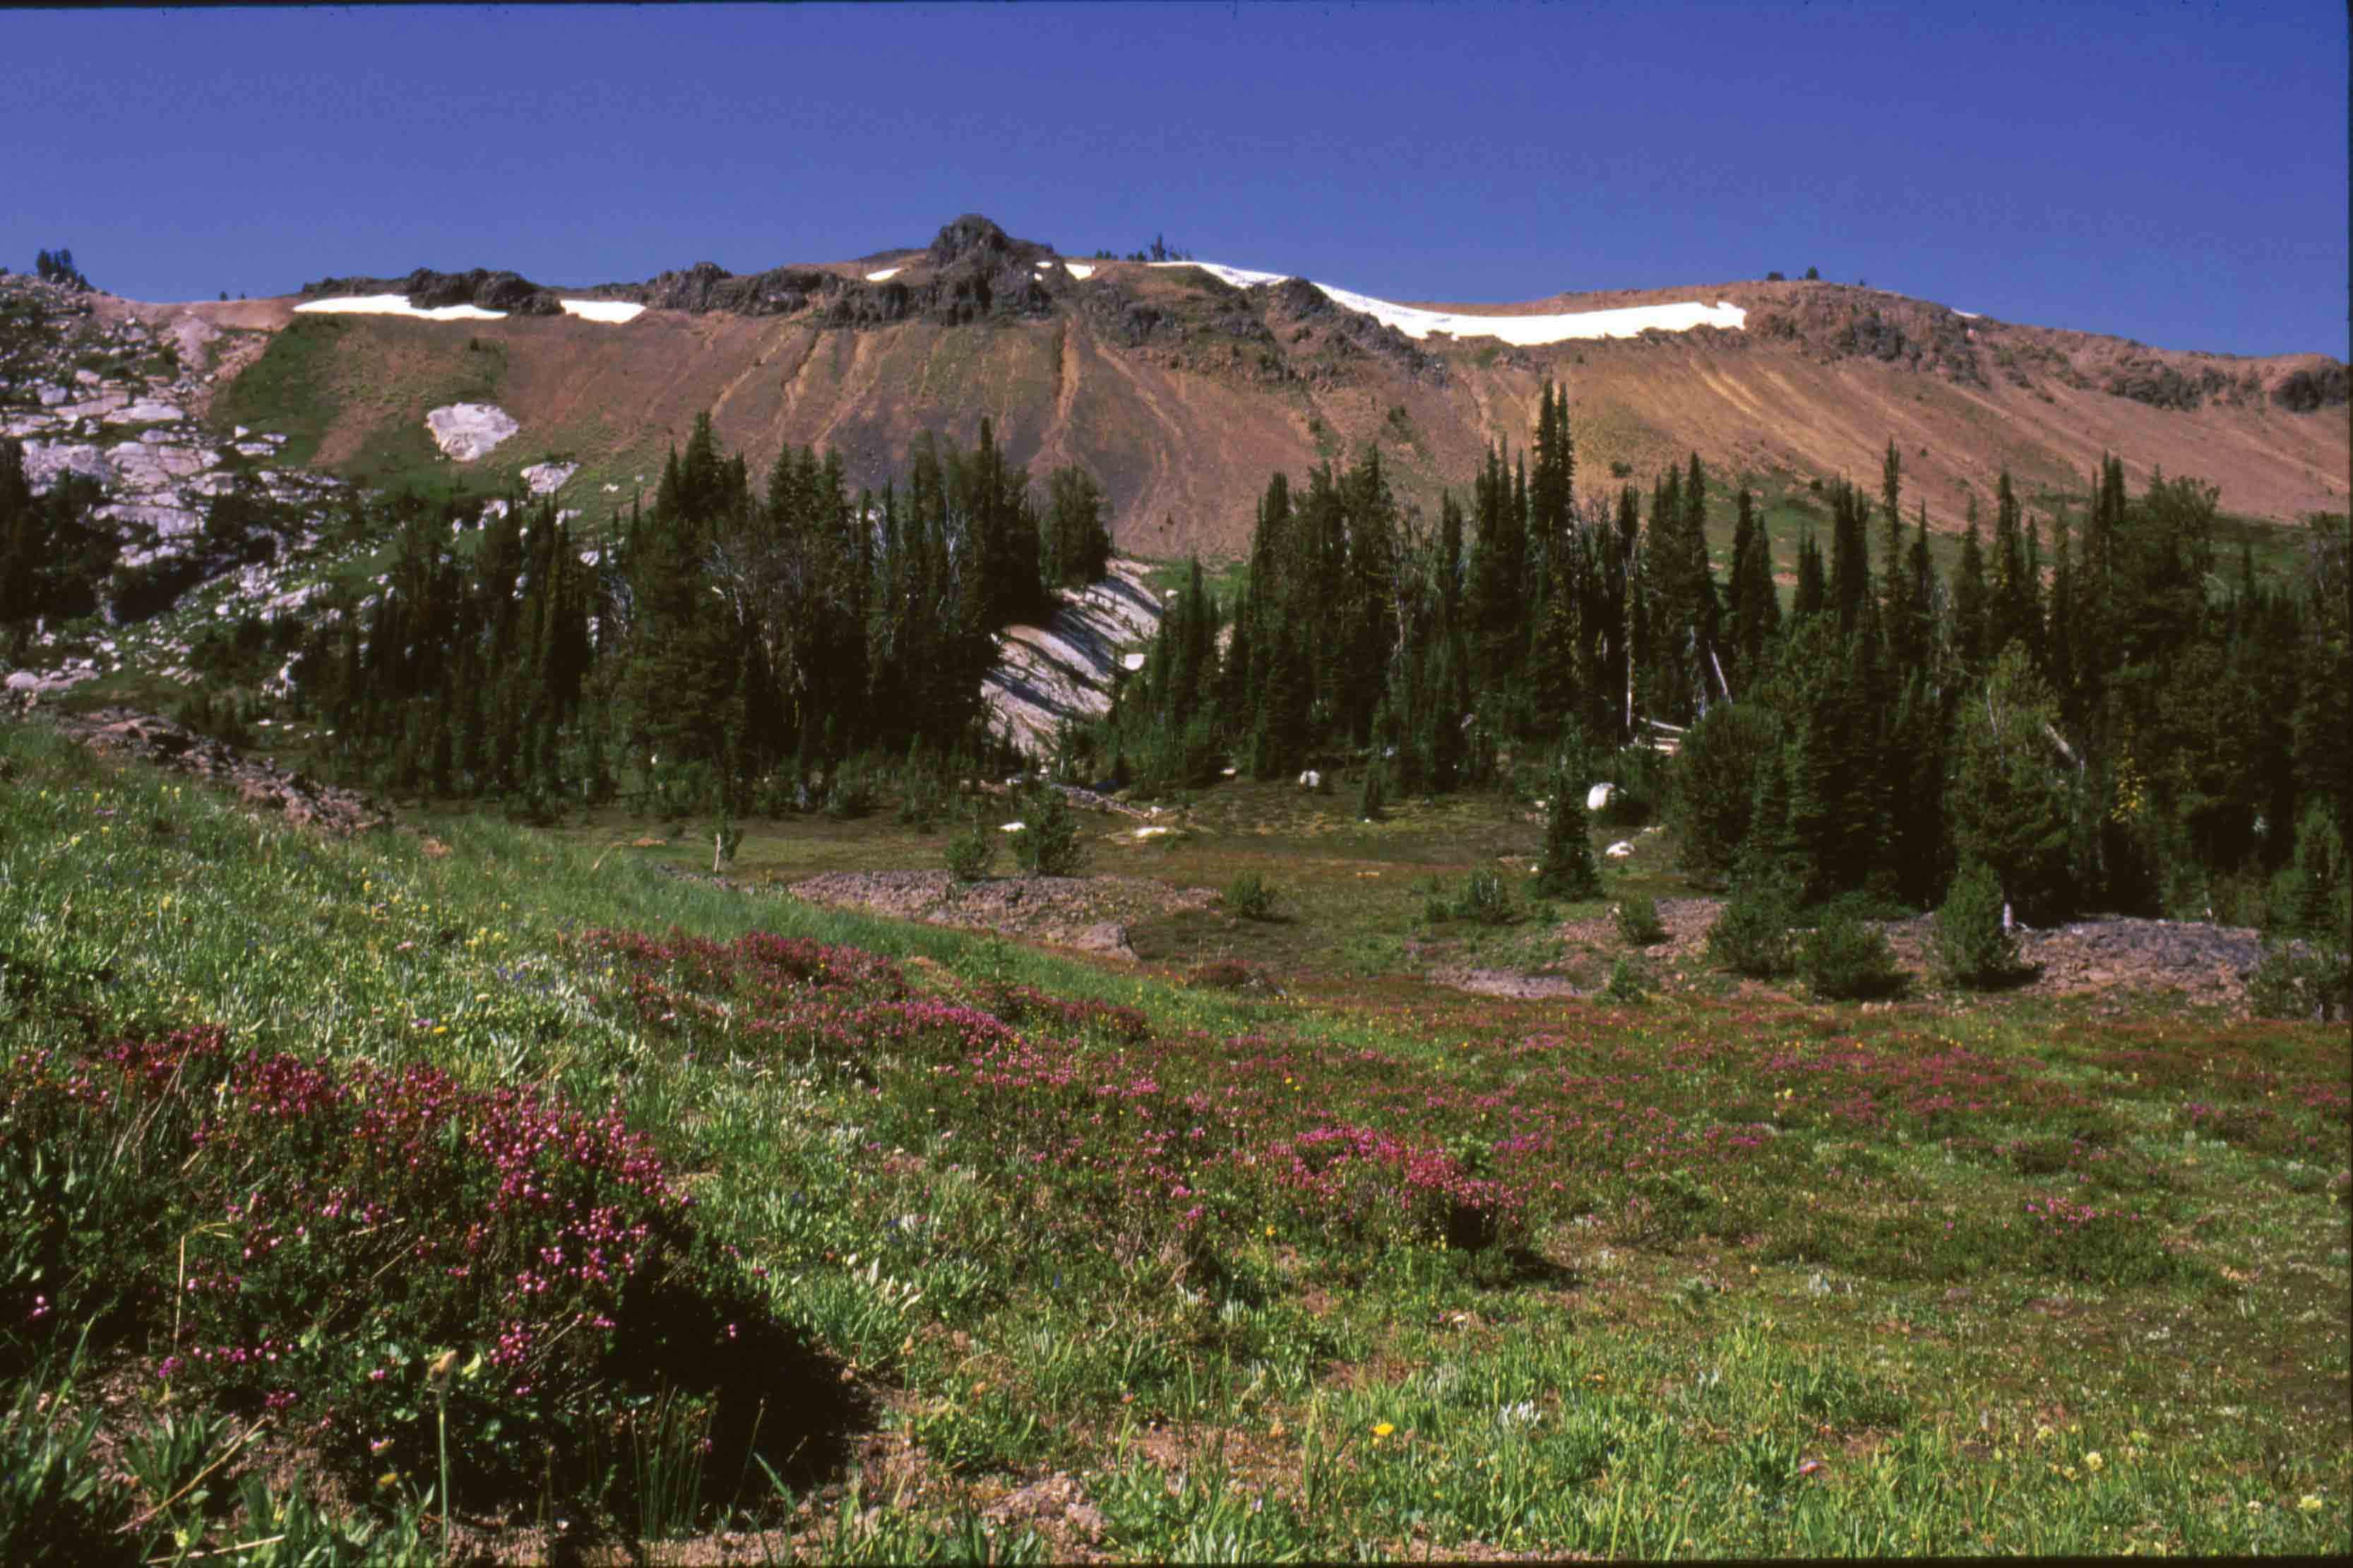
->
[1953, 494, 1990, 679]
[1793, 529, 1827, 622]
[1535, 755, 1604, 899]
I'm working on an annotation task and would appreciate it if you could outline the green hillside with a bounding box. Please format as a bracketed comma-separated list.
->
[2, 719, 2344, 1560]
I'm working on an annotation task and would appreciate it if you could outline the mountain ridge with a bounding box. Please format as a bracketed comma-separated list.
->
[84, 215, 2351, 557]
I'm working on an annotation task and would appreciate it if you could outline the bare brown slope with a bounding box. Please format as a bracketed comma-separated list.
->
[196, 269, 2347, 556]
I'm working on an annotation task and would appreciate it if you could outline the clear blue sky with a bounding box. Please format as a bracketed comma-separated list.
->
[8, 1, 2345, 357]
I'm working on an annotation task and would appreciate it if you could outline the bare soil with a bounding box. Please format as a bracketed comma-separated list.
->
[784, 868, 1220, 962]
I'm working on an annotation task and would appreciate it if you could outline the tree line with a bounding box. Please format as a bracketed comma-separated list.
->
[289, 414, 1112, 816]
[1092, 382, 2349, 933]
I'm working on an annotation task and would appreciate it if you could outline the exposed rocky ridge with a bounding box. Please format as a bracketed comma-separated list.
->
[299, 266, 563, 316]
[150, 215, 2353, 556]
[614, 215, 1069, 328]
[1, 273, 340, 610]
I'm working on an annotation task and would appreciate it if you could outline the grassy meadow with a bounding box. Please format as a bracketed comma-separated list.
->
[1, 719, 2346, 1562]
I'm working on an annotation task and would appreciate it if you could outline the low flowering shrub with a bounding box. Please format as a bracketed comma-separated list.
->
[0, 1025, 799, 1511]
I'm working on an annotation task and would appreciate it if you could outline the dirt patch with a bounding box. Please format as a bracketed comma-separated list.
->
[1884, 914, 2270, 1005]
[785, 868, 1219, 961]
[8, 702, 388, 836]
[1433, 967, 1585, 1000]
[1448, 897, 2282, 1010]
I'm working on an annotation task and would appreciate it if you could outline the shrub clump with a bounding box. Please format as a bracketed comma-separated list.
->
[1706, 878, 1797, 978]
[2246, 940, 2351, 1022]
[0, 1027, 785, 1511]
[1802, 905, 1908, 1000]
[1614, 894, 1667, 947]
[1604, 956, 1650, 1003]
[943, 816, 996, 883]
[1222, 870, 1278, 922]
[1451, 868, 1522, 927]
[1534, 766, 1604, 901]
[1932, 860, 2025, 988]
[1010, 785, 1086, 878]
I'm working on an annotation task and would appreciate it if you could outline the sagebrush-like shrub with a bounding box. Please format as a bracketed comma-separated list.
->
[1223, 871, 1278, 921]
[1453, 868, 1520, 926]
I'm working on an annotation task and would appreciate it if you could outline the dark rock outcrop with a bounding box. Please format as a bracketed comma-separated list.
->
[299, 268, 561, 316]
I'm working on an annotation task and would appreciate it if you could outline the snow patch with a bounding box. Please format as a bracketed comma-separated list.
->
[1148, 261, 1746, 344]
[1064, 261, 1095, 280]
[425, 404, 519, 462]
[865, 268, 903, 283]
[297, 294, 508, 323]
[557, 299, 645, 323]
[521, 461, 578, 495]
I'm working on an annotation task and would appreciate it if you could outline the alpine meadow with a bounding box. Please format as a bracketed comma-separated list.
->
[3, 5, 2348, 1560]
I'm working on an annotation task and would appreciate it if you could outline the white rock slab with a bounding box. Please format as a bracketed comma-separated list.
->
[120, 401, 185, 423]
[23, 441, 109, 491]
[1587, 782, 1616, 812]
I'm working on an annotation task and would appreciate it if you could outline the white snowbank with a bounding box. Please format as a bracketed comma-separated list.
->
[1954, 310, 1981, 320]
[425, 403, 519, 462]
[865, 268, 903, 283]
[1148, 261, 1746, 345]
[1064, 261, 1095, 280]
[297, 294, 508, 322]
[558, 299, 645, 323]
[521, 461, 578, 495]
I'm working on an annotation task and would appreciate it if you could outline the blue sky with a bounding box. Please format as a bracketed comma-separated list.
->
[8, 2, 2345, 356]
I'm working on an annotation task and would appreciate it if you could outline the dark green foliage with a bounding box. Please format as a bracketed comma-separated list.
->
[1604, 956, 1650, 1002]
[1801, 905, 1907, 1000]
[1356, 766, 1386, 823]
[0, 440, 112, 646]
[2245, 940, 2350, 1022]
[1949, 645, 2074, 923]
[1932, 860, 2025, 989]
[1450, 867, 1521, 926]
[1040, 464, 1112, 591]
[1011, 785, 1085, 878]
[1222, 871, 1278, 922]
[1707, 879, 1797, 978]
[1614, 895, 1667, 947]
[1535, 761, 1603, 899]
[31, 248, 90, 290]
[1669, 700, 1780, 881]
[943, 816, 996, 883]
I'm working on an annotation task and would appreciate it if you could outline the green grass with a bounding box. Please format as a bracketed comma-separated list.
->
[0, 719, 2345, 1558]
[207, 318, 353, 467]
